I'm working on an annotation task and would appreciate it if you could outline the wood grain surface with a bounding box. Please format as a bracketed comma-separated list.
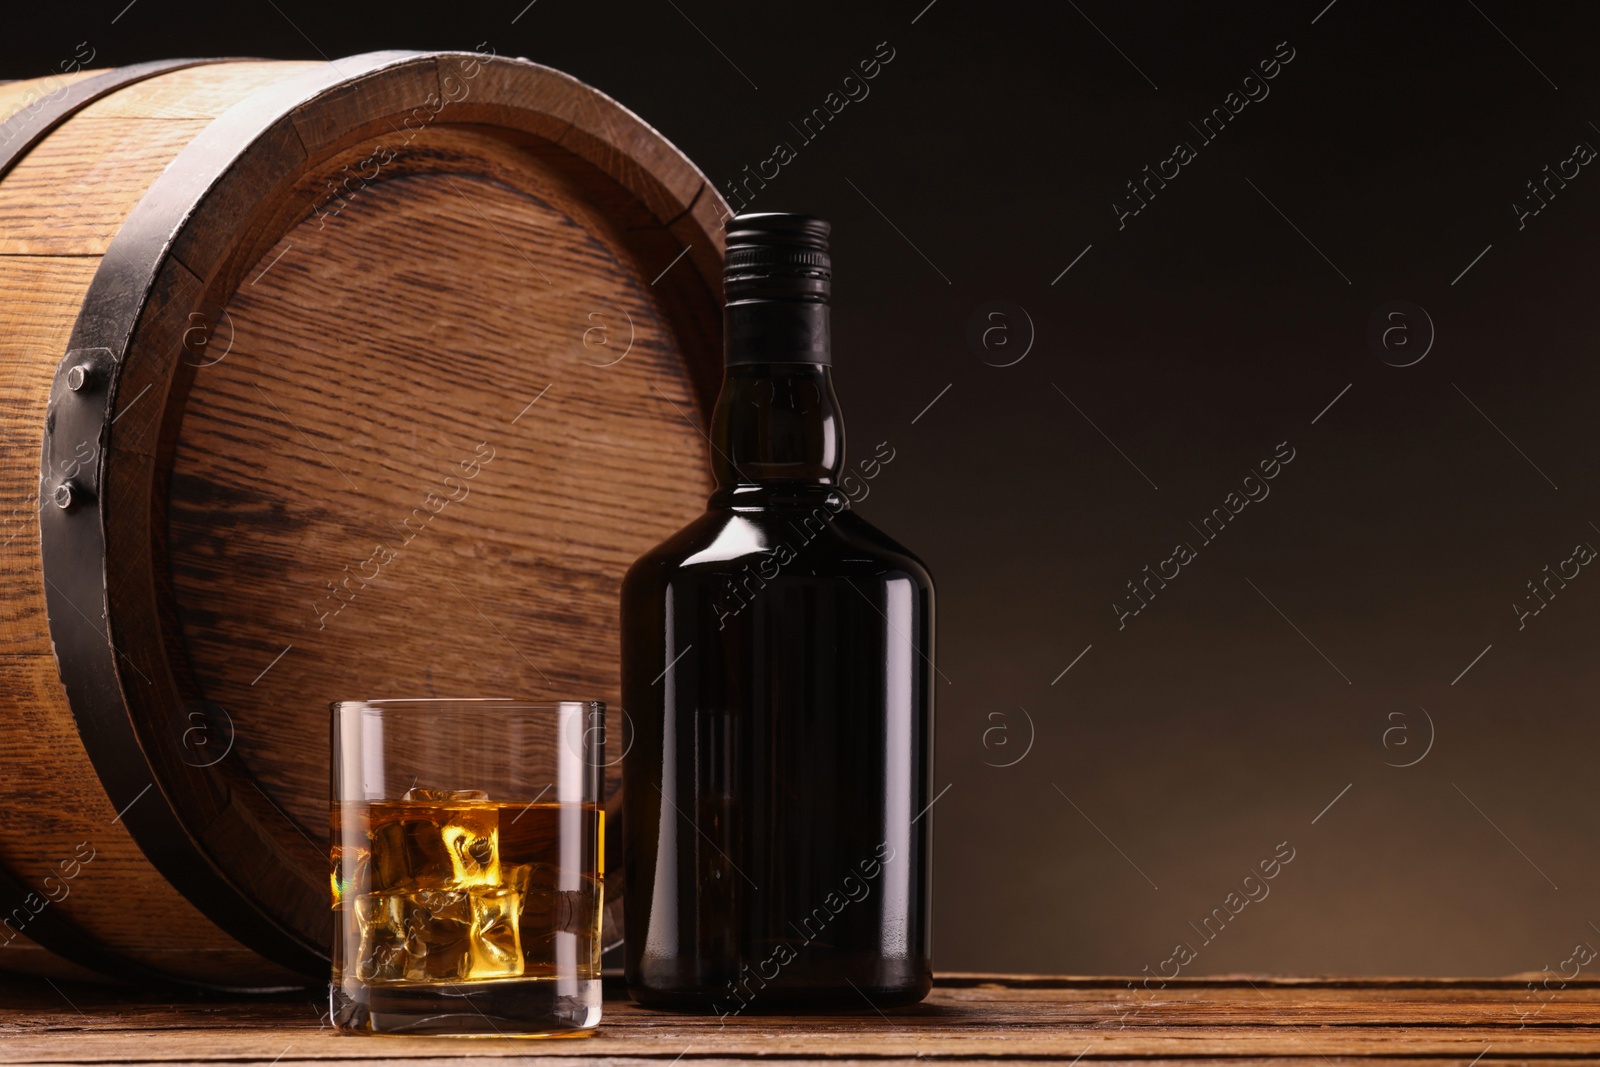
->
[167, 123, 706, 832]
[2, 973, 1598, 1064]
[0, 247, 279, 985]
[0, 255, 93, 651]
[0, 51, 724, 986]
[0, 70, 99, 126]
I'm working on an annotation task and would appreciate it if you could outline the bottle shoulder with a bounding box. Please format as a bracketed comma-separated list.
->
[832, 509, 934, 585]
[623, 504, 933, 591]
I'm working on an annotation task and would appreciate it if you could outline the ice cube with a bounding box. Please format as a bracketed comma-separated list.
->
[402, 788, 490, 802]
[440, 806, 501, 888]
[368, 796, 501, 892]
[368, 812, 453, 893]
[352, 888, 480, 984]
[509, 864, 603, 977]
[508, 862, 553, 935]
[467, 881, 526, 980]
[398, 888, 474, 982]
[516, 863, 600, 936]
[354, 892, 411, 983]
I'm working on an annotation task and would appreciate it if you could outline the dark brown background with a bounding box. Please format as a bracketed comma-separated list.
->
[7, 0, 1597, 977]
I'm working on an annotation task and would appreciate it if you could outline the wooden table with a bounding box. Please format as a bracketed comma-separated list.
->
[2, 972, 1597, 1064]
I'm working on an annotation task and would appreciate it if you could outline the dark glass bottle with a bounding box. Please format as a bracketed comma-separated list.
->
[621, 214, 935, 1012]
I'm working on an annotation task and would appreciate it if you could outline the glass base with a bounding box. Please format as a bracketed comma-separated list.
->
[331, 976, 601, 1036]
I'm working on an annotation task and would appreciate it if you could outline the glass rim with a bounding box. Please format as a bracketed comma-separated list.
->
[330, 698, 604, 711]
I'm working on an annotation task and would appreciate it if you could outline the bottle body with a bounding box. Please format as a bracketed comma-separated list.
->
[621, 362, 935, 1011]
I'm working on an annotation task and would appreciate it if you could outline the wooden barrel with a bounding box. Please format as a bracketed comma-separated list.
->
[0, 52, 725, 989]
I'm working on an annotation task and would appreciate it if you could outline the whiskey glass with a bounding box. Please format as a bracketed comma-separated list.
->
[330, 699, 605, 1035]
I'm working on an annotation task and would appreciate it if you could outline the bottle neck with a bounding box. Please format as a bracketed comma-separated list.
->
[708, 362, 845, 506]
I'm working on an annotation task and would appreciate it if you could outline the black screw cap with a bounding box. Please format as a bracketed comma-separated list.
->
[724, 213, 831, 304]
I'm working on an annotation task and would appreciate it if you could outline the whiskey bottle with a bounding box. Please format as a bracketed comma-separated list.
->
[621, 213, 935, 1011]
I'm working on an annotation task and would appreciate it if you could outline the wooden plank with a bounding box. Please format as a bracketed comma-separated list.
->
[0, 118, 209, 255]
[0, 71, 99, 126]
[0, 657, 291, 985]
[73, 62, 323, 121]
[3, 976, 1600, 1063]
[0, 256, 98, 652]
